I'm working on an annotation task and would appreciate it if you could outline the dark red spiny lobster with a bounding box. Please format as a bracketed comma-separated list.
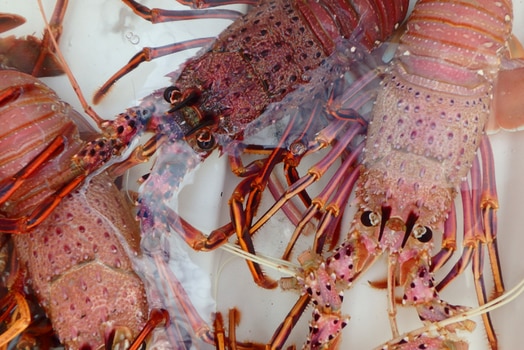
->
[0, 0, 411, 293]
[0, 0, 409, 348]
[101, 0, 411, 293]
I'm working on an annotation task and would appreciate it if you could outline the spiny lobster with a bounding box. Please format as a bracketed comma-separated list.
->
[0, 4, 180, 348]
[0, 68, 169, 349]
[207, 0, 524, 348]
[91, 0, 411, 293]
[0, 0, 411, 300]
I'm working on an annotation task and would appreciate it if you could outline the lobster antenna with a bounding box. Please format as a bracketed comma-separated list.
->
[219, 243, 299, 277]
[376, 277, 524, 349]
[36, 0, 104, 126]
[212, 250, 240, 301]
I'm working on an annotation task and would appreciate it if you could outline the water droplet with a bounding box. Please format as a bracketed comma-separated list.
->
[125, 31, 140, 45]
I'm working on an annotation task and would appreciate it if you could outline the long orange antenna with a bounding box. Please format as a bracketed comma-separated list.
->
[36, 0, 105, 126]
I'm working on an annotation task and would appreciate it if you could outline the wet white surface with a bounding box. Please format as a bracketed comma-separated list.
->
[2, 0, 524, 349]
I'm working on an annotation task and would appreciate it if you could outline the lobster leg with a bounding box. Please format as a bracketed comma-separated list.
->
[31, 0, 68, 77]
[122, 0, 242, 22]
[251, 121, 365, 235]
[0, 136, 65, 205]
[434, 136, 503, 349]
[248, 65, 379, 238]
[127, 309, 170, 350]
[227, 104, 328, 230]
[430, 201, 458, 271]
[478, 135, 504, 298]
[0, 292, 31, 347]
[267, 294, 311, 350]
[283, 146, 362, 259]
[147, 107, 341, 288]
[227, 113, 311, 288]
[0, 13, 25, 33]
[387, 251, 475, 350]
[214, 308, 268, 350]
[0, 0, 67, 77]
[93, 0, 246, 102]
[400, 252, 476, 333]
[162, 114, 296, 287]
[172, 0, 257, 9]
[93, 37, 215, 103]
[473, 136, 504, 346]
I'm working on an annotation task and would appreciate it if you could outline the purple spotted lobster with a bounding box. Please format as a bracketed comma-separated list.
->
[211, 0, 524, 348]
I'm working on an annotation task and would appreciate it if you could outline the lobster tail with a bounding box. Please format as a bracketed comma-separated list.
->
[400, 0, 513, 81]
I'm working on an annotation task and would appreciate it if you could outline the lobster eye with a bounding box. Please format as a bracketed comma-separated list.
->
[361, 211, 380, 227]
[413, 225, 432, 243]
[164, 86, 181, 103]
[196, 130, 216, 151]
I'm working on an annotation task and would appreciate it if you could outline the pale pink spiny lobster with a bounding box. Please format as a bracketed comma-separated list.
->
[212, 0, 524, 348]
